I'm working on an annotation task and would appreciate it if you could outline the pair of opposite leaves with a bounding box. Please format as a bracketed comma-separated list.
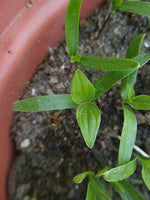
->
[71, 69, 100, 149]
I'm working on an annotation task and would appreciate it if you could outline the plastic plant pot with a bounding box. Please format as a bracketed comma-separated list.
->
[0, 0, 104, 199]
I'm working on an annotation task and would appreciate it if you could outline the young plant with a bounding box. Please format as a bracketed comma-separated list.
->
[71, 69, 101, 148]
[12, 0, 150, 199]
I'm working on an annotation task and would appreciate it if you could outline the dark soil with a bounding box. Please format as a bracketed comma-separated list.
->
[10, 2, 150, 200]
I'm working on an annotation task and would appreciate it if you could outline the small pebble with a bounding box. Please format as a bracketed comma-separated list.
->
[31, 88, 36, 96]
[32, 120, 36, 124]
[60, 64, 65, 70]
[144, 40, 150, 49]
[56, 171, 60, 178]
[48, 47, 55, 55]
[75, 185, 79, 190]
[64, 137, 67, 141]
[20, 139, 30, 148]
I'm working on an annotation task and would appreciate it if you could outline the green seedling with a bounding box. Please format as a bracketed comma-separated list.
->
[12, 0, 150, 199]
[73, 160, 143, 200]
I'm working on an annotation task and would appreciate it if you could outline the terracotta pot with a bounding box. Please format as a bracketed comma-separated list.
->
[0, 0, 104, 199]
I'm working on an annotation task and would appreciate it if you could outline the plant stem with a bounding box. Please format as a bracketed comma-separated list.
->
[66, 63, 73, 77]
[95, 10, 112, 40]
[109, 133, 150, 158]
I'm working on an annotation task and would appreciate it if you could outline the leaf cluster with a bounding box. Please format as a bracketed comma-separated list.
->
[11, 0, 150, 199]
[73, 155, 150, 199]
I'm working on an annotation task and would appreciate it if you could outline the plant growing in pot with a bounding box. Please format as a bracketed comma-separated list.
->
[11, 0, 150, 199]
[0, 0, 104, 199]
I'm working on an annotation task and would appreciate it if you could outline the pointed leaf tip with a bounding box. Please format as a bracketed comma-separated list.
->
[71, 70, 95, 104]
[73, 171, 94, 184]
[104, 159, 137, 182]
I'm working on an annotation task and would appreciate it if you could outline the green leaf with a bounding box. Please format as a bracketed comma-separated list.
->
[121, 34, 146, 100]
[137, 155, 150, 190]
[76, 56, 139, 71]
[121, 54, 150, 100]
[132, 54, 150, 66]
[65, 0, 82, 56]
[127, 84, 135, 99]
[71, 69, 95, 104]
[95, 53, 150, 99]
[117, 1, 150, 17]
[89, 176, 111, 200]
[111, 180, 144, 200]
[94, 70, 135, 99]
[12, 94, 78, 112]
[118, 105, 137, 165]
[128, 95, 150, 110]
[138, 155, 150, 167]
[142, 165, 150, 190]
[129, 178, 143, 185]
[126, 34, 146, 59]
[104, 159, 137, 182]
[71, 54, 81, 63]
[127, 0, 141, 1]
[73, 171, 94, 184]
[76, 102, 101, 148]
[96, 166, 110, 177]
[94, 53, 150, 100]
[112, 0, 123, 9]
[120, 71, 137, 100]
[86, 182, 96, 200]
[96, 193, 109, 200]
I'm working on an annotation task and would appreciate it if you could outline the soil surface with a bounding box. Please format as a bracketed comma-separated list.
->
[10, 2, 150, 200]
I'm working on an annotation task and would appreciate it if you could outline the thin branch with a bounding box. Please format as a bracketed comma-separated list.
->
[95, 0, 113, 40]
[95, 11, 112, 40]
